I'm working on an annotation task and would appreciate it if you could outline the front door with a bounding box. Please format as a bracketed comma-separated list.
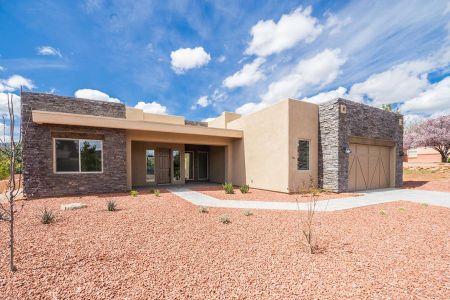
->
[156, 149, 171, 184]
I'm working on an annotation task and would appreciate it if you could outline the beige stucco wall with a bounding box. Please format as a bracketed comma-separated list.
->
[288, 99, 319, 191]
[208, 112, 241, 129]
[126, 107, 185, 125]
[209, 146, 226, 183]
[228, 100, 290, 192]
[131, 141, 185, 187]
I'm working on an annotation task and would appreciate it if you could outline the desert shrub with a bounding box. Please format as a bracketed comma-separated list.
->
[154, 189, 160, 197]
[198, 206, 209, 213]
[421, 203, 429, 207]
[398, 207, 405, 212]
[39, 208, 55, 224]
[107, 200, 117, 211]
[219, 214, 231, 224]
[130, 190, 139, 197]
[379, 209, 386, 215]
[239, 184, 250, 194]
[243, 209, 253, 216]
[222, 182, 234, 194]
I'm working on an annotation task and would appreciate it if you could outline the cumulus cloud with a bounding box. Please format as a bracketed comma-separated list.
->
[301, 86, 347, 104]
[36, 46, 62, 57]
[400, 76, 450, 115]
[261, 48, 346, 104]
[235, 102, 268, 115]
[245, 6, 322, 57]
[223, 58, 266, 89]
[74, 89, 121, 103]
[191, 95, 209, 109]
[135, 101, 168, 115]
[0, 75, 35, 92]
[170, 47, 211, 74]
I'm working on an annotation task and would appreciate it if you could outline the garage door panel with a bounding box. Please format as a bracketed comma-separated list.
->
[348, 143, 391, 192]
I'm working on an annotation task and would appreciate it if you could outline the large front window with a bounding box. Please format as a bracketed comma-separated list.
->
[173, 150, 181, 181]
[146, 149, 155, 182]
[297, 140, 310, 171]
[55, 139, 103, 173]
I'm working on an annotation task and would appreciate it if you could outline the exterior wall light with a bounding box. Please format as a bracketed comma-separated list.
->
[344, 147, 352, 154]
[340, 104, 347, 114]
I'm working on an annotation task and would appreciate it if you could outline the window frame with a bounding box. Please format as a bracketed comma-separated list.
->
[53, 138, 104, 174]
[172, 149, 182, 182]
[297, 139, 310, 171]
[184, 151, 194, 180]
[145, 148, 156, 183]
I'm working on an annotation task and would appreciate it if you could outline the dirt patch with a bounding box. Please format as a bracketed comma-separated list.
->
[190, 184, 361, 202]
[1, 192, 449, 299]
[403, 166, 450, 192]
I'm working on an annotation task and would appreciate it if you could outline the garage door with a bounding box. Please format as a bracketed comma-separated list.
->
[348, 143, 391, 191]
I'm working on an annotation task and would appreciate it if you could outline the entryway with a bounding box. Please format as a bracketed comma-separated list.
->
[155, 149, 171, 184]
[348, 143, 391, 191]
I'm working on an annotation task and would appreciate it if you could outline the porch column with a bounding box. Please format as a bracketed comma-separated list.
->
[126, 136, 132, 190]
[225, 143, 233, 182]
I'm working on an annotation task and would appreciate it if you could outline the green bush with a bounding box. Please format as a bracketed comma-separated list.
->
[154, 189, 160, 197]
[39, 208, 55, 224]
[130, 190, 139, 197]
[222, 182, 234, 194]
[198, 206, 209, 213]
[239, 184, 250, 194]
[219, 214, 231, 224]
[379, 209, 386, 216]
[107, 200, 117, 211]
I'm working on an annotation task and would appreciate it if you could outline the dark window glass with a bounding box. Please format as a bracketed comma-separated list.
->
[198, 152, 208, 180]
[146, 149, 155, 182]
[173, 150, 181, 181]
[56, 140, 79, 172]
[80, 140, 102, 172]
[297, 140, 310, 170]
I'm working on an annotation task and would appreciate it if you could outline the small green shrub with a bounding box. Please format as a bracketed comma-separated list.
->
[243, 209, 253, 216]
[421, 203, 429, 207]
[107, 200, 117, 211]
[219, 214, 231, 224]
[154, 189, 160, 197]
[239, 184, 250, 194]
[130, 190, 139, 197]
[223, 182, 234, 194]
[398, 207, 405, 212]
[199, 206, 209, 213]
[379, 209, 386, 216]
[39, 208, 55, 224]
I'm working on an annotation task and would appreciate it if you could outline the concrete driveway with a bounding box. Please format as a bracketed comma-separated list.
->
[168, 187, 450, 212]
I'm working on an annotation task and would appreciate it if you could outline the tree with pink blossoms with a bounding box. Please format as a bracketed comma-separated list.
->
[404, 115, 450, 163]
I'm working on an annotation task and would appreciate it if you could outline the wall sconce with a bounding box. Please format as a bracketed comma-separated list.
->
[340, 104, 347, 114]
[399, 151, 404, 157]
[343, 147, 352, 154]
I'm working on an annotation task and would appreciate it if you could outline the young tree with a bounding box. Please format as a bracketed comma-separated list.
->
[404, 115, 450, 163]
[381, 104, 400, 114]
[0, 93, 24, 272]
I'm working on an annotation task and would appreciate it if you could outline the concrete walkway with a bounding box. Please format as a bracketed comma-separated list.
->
[168, 187, 450, 212]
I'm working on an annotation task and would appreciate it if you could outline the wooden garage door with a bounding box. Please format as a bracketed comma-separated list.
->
[348, 144, 391, 191]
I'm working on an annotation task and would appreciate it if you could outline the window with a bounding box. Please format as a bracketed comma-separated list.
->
[184, 151, 194, 180]
[55, 139, 102, 173]
[297, 140, 310, 170]
[173, 150, 181, 181]
[146, 149, 155, 182]
[198, 151, 208, 180]
[407, 149, 417, 158]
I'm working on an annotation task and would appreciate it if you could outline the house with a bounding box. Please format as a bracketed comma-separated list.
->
[21, 92, 403, 198]
[405, 147, 442, 163]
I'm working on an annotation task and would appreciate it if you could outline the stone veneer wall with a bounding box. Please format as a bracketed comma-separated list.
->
[21, 92, 128, 198]
[318, 98, 403, 192]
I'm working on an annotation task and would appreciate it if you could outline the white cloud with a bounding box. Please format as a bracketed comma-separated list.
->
[301, 86, 347, 104]
[400, 76, 450, 114]
[0, 93, 21, 116]
[170, 47, 211, 74]
[235, 102, 267, 115]
[223, 58, 266, 89]
[135, 101, 168, 115]
[203, 117, 216, 122]
[192, 95, 209, 109]
[0, 66, 5, 72]
[348, 61, 431, 104]
[261, 48, 346, 104]
[74, 89, 121, 103]
[0, 75, 35, 92]
[245, 6, 322, 57]
[36, 46, 62, 57]
[324, 13, 351, 35]
[217, 55, 226, 63]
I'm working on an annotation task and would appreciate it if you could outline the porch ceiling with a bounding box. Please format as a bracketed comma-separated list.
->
[32, 110, 243, 138]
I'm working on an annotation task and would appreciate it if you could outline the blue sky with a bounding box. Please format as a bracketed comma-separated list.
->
[1, 0, 450, 123]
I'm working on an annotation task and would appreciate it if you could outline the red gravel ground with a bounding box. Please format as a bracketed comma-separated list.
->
[190, 184, 361, 202]
[1, 191, 449, 299]
[403, 166, 450, 192]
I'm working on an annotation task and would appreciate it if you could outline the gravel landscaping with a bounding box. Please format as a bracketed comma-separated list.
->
[403, 166, 450, 192]
[190, 184, 361, 202]
[1, 191, 449, 299]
